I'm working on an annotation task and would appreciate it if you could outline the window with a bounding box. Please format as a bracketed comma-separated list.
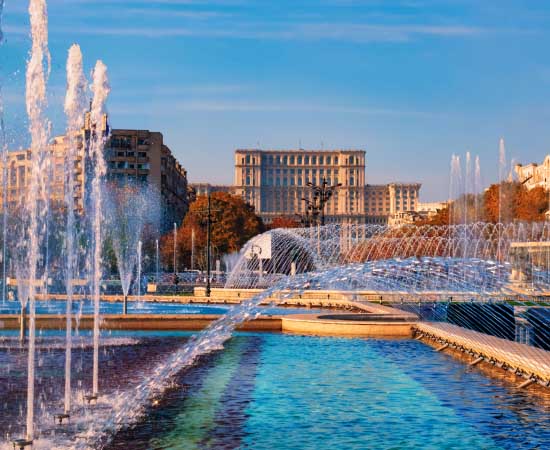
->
[305, 156, 309, 164]
[138, 152, 147, 158]
[246, 176, 251, 185]
[298, 156, 302, 164]
[290, 155, 295, 164]
[18, 166, 25, 185]
[334, 157, 338, 165]
[319, 156, 324, 165]
[246, 155, 251, 164]
[283, 156, 288, 164]
[312, 156, 317, 165]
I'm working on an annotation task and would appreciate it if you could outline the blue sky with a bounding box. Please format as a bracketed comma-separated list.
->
[2, 0, 550, 201]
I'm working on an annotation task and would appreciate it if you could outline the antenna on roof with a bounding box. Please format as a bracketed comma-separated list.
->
[299, 138, 302, 150]
[257, 141, 260, 149]
[321, 140, 324, 150]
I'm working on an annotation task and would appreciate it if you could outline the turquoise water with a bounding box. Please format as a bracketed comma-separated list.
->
[108, 333, 550, 449]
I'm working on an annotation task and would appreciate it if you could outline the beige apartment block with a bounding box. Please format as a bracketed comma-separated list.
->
[0, 117, 189, 233]
[233, 148, 421, 225]
[105, 128, 189, 231]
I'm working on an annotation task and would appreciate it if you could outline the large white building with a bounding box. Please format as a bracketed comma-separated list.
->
[515, 156, 550, 190]
[233, 148, 421, 225]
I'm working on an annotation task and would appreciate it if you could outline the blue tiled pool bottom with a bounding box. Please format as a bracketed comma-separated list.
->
[109, 334, 550, 449]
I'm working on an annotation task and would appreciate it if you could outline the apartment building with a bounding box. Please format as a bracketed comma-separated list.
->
[0, 118, 189, 233]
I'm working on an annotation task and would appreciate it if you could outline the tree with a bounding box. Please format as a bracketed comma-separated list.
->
[484, 181, 520, 223]
[416, 206, 450, 226]
[516, 186, 548, 222]
[268, 216, 301, 230]
[160, 192, 264, 272]
[484, 181, 547, 223]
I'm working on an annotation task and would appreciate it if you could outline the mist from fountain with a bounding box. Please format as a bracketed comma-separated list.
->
[89, 59, 110, 399]
[137, 240, 142, 302]
[474, 155, 481, 221]
[63, 43, 88, 416]
[0, 0, 6, 307]
[20, 0, 52, 442]
[104, 182, 159, 313]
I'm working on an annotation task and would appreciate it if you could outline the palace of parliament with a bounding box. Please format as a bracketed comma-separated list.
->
[193, 148, 437, 226]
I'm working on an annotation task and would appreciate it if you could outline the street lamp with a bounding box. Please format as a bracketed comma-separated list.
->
[250, 243, 263, 284]
[305, 177, 342, 226]
[300, 197, 320, 227]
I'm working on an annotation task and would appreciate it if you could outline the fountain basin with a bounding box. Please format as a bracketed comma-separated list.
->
[282, 313, 416, 337]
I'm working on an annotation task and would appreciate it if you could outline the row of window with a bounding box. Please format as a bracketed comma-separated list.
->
[110, 136, 150, 148]
[109, 161, 150, 170]
[242, 154, 362, 166]
[112, 150, 148, 158]
[249, 176, 341, 187]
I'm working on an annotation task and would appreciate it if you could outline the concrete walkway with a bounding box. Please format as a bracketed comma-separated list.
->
[416, 322, 550, 383]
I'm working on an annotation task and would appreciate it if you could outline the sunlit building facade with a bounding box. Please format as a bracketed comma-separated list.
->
[515, 156, 550, 190]
[234, 148, 421, 225]
[0, 117, 189, 233]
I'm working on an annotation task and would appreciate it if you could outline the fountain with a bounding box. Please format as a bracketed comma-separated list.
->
[0, 0, 7, 308]
[60, 42, 88, 422]
[88, 59, 110, 403]
[0, 0, 550, 448]
[137, 240, 142, 303]
[105, 182, 159, 314]
[10, 0, 53, 446]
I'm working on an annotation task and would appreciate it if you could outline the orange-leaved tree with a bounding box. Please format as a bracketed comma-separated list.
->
[160, 192, 264, 271]
[268, 216, 302, 230]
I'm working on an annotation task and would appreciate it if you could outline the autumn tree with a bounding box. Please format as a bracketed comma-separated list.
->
[483, 181, 548, 223]
[516, 186, 548, 221]
[416, 206, 450, 226]
[160, 192, 264, 272]
[483, 181, 520, 223]
[268, 215, 301, 230]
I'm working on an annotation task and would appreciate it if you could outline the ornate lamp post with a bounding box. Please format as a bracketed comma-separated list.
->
[304, 177, 342, 226]
[300, 197, 320, 226]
